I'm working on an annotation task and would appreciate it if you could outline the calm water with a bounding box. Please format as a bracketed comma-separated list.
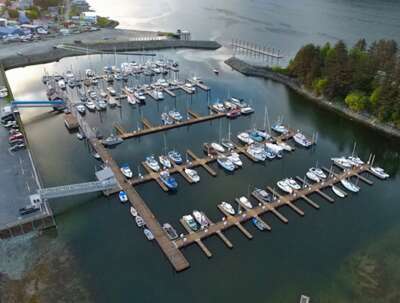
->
[6, 0, 400, 302]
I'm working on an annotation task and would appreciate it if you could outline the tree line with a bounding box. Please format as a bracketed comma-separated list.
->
[284, 39, 400, 128]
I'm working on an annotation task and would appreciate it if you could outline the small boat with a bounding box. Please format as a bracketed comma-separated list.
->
[217, 155, 235, 172]
[226, 108, 241, 118]
[119, 191, 128, 203]
[237, 132, 254, 145]
[160, 170, 178, 190]
[211, 142, 225, 153]
[230, 97, 247, 108]
[183, 215, 199, 231]
[271, 123, 288, 134]
[76, 104, 86, 115]
[168, 110, 183, 122]
[306, 171, 320, 182]
[130, 207, 138, 217]
[163, 223, 178, 240]
[134, 91, 146, 102]
[146, 156, 160, 172]
[228, 152, 242, 167]
[293, 132, 313, 148]
[120, 164, 133, 178]
[184, 168, 200, 183]
[286, 178, 301, 190]
[370, 166, 389, 179]
[212, 103, 226, 113]
[159, 155, 172, 168]
[221, 139, 235, 150]
[92, 152, 101, 160]
[340, 179, 360, 192]
[144, 228, 154, 240]
[277, 141, 293, 152]
[241, 106, 254, 115]
[193, 210, 208, 228]
[135, 215, 145, 227]
[277, 180, 293, 194]
[252, 217, 268, 231]
[247, 144, 267, 161]
[161, 112, 174, 125]
[331, 185, 346, 198]
[331, 157, 353, 168]
[168, 150, 183, 164]
[309, 167, 327, 179]
[238, 196, 252, 209]
[248, 130, 264, 142]
[102, 134, 123, 147]
[220, 202, 235, 215]
[252, 188, 272, 203]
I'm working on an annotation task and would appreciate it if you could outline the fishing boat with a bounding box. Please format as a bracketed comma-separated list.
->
[293, 132, 313, 148]
[130, 207, 137, 217]
[241, 106, 255, 115]
[370, 166, 389, 179]
[331, 157, 353, 168]
[309, 167, 327, 179]
[220, 202, 235, 215]
[306, 171, 320, 182]
[168, 150, 183, 164]
[237, 132, 254, 145]
[159, 155, 172, 168]
[184, 168, 200, 183]
[277, 180, 293, 194]
[217, 155, 235, 172]
[76, 104, 86, 115]
[183, 215, 199, 231]
[286, 178, 301, 190]
[163, 223, 178, 240]
[238, 196, 252, 209]
[252, 188, 272, 203]
[144, 228, 154, 240]
[331, 185, 346, 198]
[160, 170, 178, 190]
[145, 156, 160, 172]
[135, 215, 145, 227]
[193, 210, 208, 228]
[247, 144, 267, 161]
[211, 142, 225, 153]
[119, 191, 128, 203]
[228, 152, 242, 167]
[168, 110, 183, 122]
[161, 112, 174, 125]
[120, 164, 133, 178]
[221, 138, 235, 150]
[102, 134, 123, 147]
[340, 179, 360, 192]
[252, 217, 268, 231]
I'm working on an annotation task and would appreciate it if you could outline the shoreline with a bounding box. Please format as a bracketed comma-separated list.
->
[224, 57, 400, 140]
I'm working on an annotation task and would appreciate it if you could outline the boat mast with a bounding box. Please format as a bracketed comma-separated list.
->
[351, 141, 357, 157]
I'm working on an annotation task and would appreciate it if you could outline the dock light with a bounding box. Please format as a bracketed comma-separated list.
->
[258, 203, 262, 206]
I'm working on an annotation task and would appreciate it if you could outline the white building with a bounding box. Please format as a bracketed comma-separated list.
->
[177, 29, 191, 41]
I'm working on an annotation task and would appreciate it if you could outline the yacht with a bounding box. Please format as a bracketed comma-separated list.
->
[184, 168, 200, 183]
[252, 217, 269, 231]
[331, 185, 346, 198]
[277, 141, 293, 152]
[120, 164, 133, 178]
[135, 215, 145, 227]
[331, 157, 353, 168]
[306, 171, 320, 182]
[161, 112, 174, 125]
[247, 144, 267, 161]
[159, 155, 172, 168]
[309, 167, 327, 179]
[102, 134, 123, 147]
[163, 223, 178, 240]
[347, 156, 364, 166]
[211, 142, 225, 153]
[217, 155, 235, 172]
[160, 170, 178, 190]
[130, 207, 138, 217]
[228, 152, 242, 167]
[168, 150, 183, 164]
[265, 142, 284, 156]
[370, 167, 389, 179]
[293, 132, 313, 148]
[277, 180, 293, 194]
[144, 228, 155, 240]
[220, 202, 235, 215]
[183, 215, 199, 231]
[252, 188, 272, 203]
[76, 104, 86, 115]
[238, 196, 252, 209]
[146, 156, 160, 172]
[119, 191, 128, 203]
[193, 210, 208, 228]
[340, 179, 360, 192]
[286, 178, 301, 190]
[237, 132, 254, 145]
[168, 110, 183, 122]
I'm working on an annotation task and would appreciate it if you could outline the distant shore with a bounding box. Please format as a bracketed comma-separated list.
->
[225, 57, 400, 140]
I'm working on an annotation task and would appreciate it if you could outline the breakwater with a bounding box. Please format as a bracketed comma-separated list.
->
[225, 57, 400, 140]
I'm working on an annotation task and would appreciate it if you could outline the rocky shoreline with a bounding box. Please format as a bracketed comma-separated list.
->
[225, 57, 400, 140]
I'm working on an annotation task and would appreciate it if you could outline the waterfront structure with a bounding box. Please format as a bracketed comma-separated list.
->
[81, 11, 97, 24]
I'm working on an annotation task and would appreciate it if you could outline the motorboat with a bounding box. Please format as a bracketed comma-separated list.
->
[119, 191, 128, 203]
[156, 90, 164, 100]
[277, 180, 293, 194]
[226, 108, 241, 118]
[347, 156, 364, 166]
[271, 122, 288, 134]
[265, 142, 284, 155]
[286, 178, 301, 190]
[211, 142, 225, 153]
[230, 97, 247, 108]
[228, 152, 242, 167]
[184, 168, 200, 183]
[160, 170, 178, 190]
[134, 91, 146, 102]
[193, 210, 208, 228]
[277, 141, 293, 152]
[217, 155, 235, 172]
[157, 154, 171, 168]
[331, 185, 346, 198]
[221, 138, 235, 150]
[370, 167, 389, 179]
[293, 132, 313, 148]
[127, 94, 136, 105]
[213, 69, 219, 75]
[331, 157, 353, 168]
[247, 144, 267, 161]
[135, 215, 145, 227]
[183, 215, 199, 231]
[168, 110, 183, 122]
[120, 164, 133, 178]
[340, 179, 360, 193]
[252, 217, 269, 231]
[248, 130, 264, 142]
[241, 106, 255, 115]
[85, 100, 96, 111]
[306, 171, 320, 182]
[163, 223, 178, 240]
[168, 150, 183, 164]
[144, 228, 154, 240]
[102, 134, 123, 147]
[161, 112, 174, 125]
[76, 104, 86, 115]
[237, 132, 254, 145]
[92, 152, 101, 160]
[203, 143, 218, 156]
[212, 103, 226, 113]
[146, 156, 160, 172]
[238, 196, 252, 209]
[130, 207, 137, 217]
[252, 188, 272, 203]
[220, 202, 235, 215]
[309, 167, 327, 179]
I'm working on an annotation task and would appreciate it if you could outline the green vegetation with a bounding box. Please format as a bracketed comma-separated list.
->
[96, 16, 119, 28]
[26, 6, 41, 19]
[283, 39, 400, 127]
[33, 0, 62, 9]
[7, 8, 18, 19]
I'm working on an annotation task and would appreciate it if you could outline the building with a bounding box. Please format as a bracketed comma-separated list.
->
[81, 11, 97, 24]
[177, 29, 191, 41]
[0, 17, 7, 27]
